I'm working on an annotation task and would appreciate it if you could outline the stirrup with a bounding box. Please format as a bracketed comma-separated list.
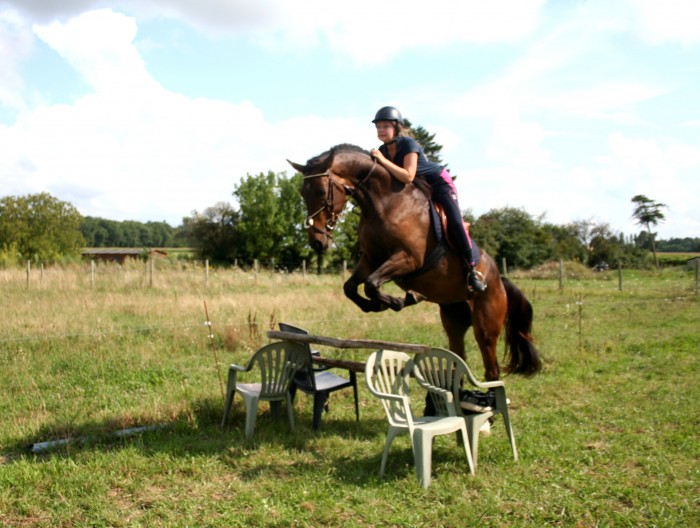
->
[467, 270, 487, 292]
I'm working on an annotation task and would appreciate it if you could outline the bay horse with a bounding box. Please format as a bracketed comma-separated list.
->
[288, 144, 541, 381]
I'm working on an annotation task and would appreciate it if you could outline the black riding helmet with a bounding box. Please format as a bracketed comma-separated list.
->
[372, 106, 404, 125]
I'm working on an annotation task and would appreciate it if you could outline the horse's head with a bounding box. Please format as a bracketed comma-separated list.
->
[288, 144, 374, 253]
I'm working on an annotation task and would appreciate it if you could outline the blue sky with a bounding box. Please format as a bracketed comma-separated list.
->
[1, 0, 698, 239]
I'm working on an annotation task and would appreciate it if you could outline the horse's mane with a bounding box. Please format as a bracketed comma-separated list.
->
[304, 144, 369, 172]
[305, 143, 431, 198]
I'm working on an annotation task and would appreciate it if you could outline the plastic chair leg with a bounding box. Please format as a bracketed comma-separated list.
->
[501, 408, 518, 461]
[467, 414, 489, 468]
[286, 394, 296, 433]
[221, 390, 236, 427]
[351, 373, 360, 421]
[221, 379, 236, 426]
[312, 392, 330, 431]
[380, 426, 402, 478]
[413, 431, 434, 489]
[244, 395, 259, 440]
[459, 424, 475, 475]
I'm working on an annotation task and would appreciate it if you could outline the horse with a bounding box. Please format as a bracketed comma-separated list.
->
[287, 144, 541, 381]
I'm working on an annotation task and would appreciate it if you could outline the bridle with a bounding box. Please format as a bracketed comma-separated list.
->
[302, 157, 377, 236]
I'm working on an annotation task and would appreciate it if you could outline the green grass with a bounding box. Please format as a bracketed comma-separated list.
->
[1, 263, 698, 527]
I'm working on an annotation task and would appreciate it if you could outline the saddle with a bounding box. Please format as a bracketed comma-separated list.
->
[397, 201, 480, 284]
[429, 201, 481, 266]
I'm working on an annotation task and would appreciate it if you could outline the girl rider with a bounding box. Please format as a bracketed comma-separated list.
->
[369, 106, 486, 292]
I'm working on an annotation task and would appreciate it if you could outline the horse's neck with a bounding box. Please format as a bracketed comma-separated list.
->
[355, 173, 429, 224]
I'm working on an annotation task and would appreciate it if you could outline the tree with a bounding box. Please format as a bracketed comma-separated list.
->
[0, 192, 85, 263]
[544, 222, 588, 263]
[588, 222, 622, 267]
[179, 202, 240, 265]
[81, 217, 177, 247]
[631, 194, 667, 269]
[234, 171, 311, 268]
[275, 173, 313, 270]
[470, 207, 553, 270]
[325, 204, 361, 270]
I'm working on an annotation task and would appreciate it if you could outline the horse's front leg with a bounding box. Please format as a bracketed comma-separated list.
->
[364, 252, 420, 312]
[343, 262, 389, 313]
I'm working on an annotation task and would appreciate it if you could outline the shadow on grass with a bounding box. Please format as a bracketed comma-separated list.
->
[3, 396, 388, 474]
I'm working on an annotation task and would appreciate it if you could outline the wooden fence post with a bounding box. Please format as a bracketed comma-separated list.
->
[205, 259, 209, 287]
[501, 257, 508, 277]
[558, 259, 564, 291]
[26, 260, 30, 287]
[91, 260, 95, 289]
[577, 292, 583, 352]
[618, 260, 623, 292]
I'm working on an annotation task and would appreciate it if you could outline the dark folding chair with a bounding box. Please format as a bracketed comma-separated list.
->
[279, 323, 360, 431]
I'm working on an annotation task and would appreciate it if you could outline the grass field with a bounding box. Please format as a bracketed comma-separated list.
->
[1, 261, 698, 527]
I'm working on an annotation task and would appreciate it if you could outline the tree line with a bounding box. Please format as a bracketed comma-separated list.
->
[1, 123, 696, 270]
[1, 182, 696, 271]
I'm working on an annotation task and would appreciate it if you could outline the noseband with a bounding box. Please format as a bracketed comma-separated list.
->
[302, 158, 377, 236]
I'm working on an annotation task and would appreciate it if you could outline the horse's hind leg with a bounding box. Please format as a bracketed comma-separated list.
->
[422, 302, 472, 417]
[439, 302, 472, 360]
[471, 286, 507, 381]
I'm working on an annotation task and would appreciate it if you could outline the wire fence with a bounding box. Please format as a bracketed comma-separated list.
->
[0, 289, 696, 346]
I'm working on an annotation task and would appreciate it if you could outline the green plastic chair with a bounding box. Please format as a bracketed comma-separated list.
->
[413, 347, 517, 468]
[221, 341, 308, 440]
[364, 350, 474, 488]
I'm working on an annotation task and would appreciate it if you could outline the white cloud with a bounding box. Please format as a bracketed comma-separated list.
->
[2, 1, 699, 239]
[0, 9, 35, 112]
[4, 8, 377, 223]
[628, 0, 700, 45]
[33, 9, 156, 94]
[4, 0, 548, 66]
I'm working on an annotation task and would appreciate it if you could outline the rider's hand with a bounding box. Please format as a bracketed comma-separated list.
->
[370, 148, 386, 163]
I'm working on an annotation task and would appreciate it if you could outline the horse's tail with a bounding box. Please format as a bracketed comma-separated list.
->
[502, 277, 542, 377]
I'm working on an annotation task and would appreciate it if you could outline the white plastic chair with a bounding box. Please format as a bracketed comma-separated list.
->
[413, 347, 517, 468]
[364, 350, 474, 488]
[221, 341, 308, 440]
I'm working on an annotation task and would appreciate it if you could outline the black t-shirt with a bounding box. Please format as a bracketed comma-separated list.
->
[379, 136, 444, 186]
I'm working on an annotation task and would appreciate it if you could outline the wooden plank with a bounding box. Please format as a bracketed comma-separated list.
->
[267, 330, 431, 354]
[312, 357, 365, 373]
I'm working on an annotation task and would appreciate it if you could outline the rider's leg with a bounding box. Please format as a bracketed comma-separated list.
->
[432, 184, 486, 292]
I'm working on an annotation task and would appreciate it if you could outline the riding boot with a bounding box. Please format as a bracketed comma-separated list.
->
[465, 264, 487, 292]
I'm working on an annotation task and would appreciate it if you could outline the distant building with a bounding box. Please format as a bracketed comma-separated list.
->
[81, 248, 167, 264]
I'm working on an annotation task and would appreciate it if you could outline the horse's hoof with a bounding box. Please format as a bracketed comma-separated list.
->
[409, 291, 426, 304]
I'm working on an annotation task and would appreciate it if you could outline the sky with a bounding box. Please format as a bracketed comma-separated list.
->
[1, 0, 699, 240]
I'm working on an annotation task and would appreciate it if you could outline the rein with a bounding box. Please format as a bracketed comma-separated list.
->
[303, 157, 377, 235]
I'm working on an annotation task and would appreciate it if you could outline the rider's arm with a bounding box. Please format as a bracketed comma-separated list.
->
[370, 150, 418, 184]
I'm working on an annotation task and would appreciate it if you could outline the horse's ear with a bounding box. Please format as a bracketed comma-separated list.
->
[287, 159, 306, 173]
